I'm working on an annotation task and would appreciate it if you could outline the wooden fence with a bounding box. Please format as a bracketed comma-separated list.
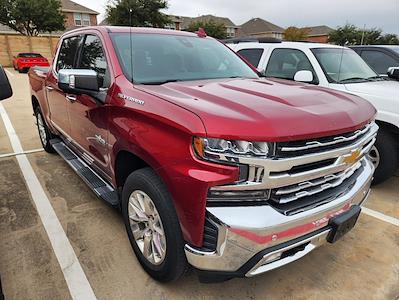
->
[0, 34, 60, 67]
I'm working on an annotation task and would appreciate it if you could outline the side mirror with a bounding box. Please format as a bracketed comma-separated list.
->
[387, 67, 399, 80]
[58, 69, 100, 94]
[294, 70, 314, 83]
[0, 66, 13, 100]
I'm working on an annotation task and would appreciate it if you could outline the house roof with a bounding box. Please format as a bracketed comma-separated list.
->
[240, 18, 284, 35]
[168, 14, 238, 29]
[61, 0, 99, 15]
[303, 25, 334, 37]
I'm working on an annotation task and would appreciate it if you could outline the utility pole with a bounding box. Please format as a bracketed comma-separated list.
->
[360, 24, 366, 45]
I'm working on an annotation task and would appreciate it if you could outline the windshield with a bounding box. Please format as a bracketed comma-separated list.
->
[19, 53, 42, 58]
[110, 33, 258, 84]
[311, 48, 378, 83]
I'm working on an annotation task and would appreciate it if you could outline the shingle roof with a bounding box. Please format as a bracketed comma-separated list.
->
[303, 25, 334, 37]
[240, 18, 284, 35]
[61, 0, 99, 15]
[168, 14, 238, 29]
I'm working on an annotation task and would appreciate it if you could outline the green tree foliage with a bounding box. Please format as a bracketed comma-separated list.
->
[186, 20, 227, 39]
[105, 0, 170, 27]
[283, 26, 311, 41]
[0, 0, 65, 36]
[329, 24, 399, 45]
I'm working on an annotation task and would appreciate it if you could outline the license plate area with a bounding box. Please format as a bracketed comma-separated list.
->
[327, 205, 361, 243]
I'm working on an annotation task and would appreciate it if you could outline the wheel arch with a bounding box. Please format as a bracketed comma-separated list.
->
[114, 150, 150, 189]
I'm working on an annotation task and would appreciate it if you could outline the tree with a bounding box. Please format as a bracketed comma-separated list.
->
[329, 24, 399, 45]
[283, 26, 310, 41]
[0, 0, 65, 36]
[105, 0, 170, 27]
[186, 20, 227, 39]
[329, 24, 360, 45]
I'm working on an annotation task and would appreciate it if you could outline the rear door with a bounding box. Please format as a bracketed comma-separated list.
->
[67, 33, 112, 179]
[46, 35, 82, 136]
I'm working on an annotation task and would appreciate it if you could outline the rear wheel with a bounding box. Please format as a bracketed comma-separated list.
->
[122, 168, 187, 282]
[35, 107, 55, 153]
[370, 129, 398, 185]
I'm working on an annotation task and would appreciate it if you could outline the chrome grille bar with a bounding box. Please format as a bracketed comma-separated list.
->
[280, 123, 371, 152]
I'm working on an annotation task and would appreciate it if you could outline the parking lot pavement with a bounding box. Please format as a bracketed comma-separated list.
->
[0, 68, 398, 300]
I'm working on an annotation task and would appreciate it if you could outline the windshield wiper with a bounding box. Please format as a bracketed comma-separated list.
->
[367, 75, 385, 81]
[140, 79, 181, 85]
[338, 77, 371, 83]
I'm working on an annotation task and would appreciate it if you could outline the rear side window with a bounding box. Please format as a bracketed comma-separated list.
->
[56, 36, 82, 72]
[237, 48, 264, 67]
[79, 35, 110, 88]
[361, 50, 398, 74]
[265, 48, 317, 83]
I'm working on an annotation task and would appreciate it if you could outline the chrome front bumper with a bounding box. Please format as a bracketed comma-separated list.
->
[184, 157, 373, 276]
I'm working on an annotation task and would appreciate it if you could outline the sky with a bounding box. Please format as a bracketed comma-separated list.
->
[76, 0, 399, 34]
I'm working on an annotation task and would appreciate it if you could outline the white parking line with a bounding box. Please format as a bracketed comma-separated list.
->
[4, 69, 14, 77]
[362, 207, 399, 227]
[0, 148, 44, 159]
[0, 103, 97, 300]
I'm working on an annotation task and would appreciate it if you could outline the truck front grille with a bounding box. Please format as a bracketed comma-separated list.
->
[207, 122, 378, 215]
[276, 123, 372, 158]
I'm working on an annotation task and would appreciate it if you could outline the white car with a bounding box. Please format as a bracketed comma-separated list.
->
[229, 41, 399, 184]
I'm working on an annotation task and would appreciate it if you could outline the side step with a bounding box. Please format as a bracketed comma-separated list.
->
[50, 138, 119, 206]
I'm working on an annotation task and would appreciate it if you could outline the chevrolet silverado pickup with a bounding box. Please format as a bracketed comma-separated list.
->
[229, 40, 397, 184]
[29, 27, 377, 282]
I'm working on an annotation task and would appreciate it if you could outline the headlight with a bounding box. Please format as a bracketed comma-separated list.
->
[193, 137, 271, 159]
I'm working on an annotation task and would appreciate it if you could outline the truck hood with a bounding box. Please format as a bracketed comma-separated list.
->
[136, 78, 376, 141]
[344, 80, 399, 98]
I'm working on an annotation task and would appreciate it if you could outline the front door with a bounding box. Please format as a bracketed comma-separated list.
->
[46, 35, 82, 136]
[67, 34, 112, 180]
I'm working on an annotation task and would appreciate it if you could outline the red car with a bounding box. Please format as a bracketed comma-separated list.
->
[13, 53, 50, 73]
[29, 27, 377, 282]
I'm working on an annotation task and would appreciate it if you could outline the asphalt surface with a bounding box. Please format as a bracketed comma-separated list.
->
[0, 68, 398, 300]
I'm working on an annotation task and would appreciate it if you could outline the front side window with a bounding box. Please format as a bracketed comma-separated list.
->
[110, 33, 258, 84]
[312, 48, 378, 83]
[361, 50, 398, 74]
[79, 35, 109, 87]
[56, 36, 82, 71]
[265, 48, 317, 82]
[238, 48, 264, 67]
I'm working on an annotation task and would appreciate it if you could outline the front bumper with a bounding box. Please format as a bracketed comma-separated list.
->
[184, 157, 373, 278]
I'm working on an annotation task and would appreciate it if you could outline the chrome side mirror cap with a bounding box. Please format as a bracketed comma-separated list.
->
[58, 69, 99, 92]
[294, 70, 314, 83]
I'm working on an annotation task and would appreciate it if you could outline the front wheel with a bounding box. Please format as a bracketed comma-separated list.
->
[122, 168, 187, 282]
[35, 107, 55, 153]
[370, 129, 398, 185]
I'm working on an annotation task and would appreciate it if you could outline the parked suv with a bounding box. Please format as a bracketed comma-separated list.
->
[229, 41, 398, 184]
[29, 27, 377, 282]
[350, 45, 399, 78]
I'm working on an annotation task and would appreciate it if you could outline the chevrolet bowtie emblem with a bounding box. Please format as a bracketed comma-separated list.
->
[344, 149, 361, 164]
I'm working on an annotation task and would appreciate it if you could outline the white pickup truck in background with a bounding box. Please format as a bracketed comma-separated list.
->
[229, 41, 399, 184]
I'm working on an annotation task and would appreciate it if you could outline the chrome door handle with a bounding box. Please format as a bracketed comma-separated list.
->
[66, 95, 77, 102]
[46, 86, 54, 91]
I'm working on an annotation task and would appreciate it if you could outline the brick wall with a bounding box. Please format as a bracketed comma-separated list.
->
[306, 35, 329, 43]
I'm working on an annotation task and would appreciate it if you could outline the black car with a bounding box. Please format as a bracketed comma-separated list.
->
[350, 45, 399, 78]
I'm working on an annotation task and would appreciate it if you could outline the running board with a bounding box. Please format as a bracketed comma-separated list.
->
[50, 138, 119, 206]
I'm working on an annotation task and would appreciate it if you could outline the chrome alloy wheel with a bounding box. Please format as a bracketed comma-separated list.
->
[37, 113, 47, 145]
[368, 145, 380, 168]
[128, 190, 166, 265]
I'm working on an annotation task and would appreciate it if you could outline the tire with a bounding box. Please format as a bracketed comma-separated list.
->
[122, 168, 187, 282]
[370, 129, 399, 185]
[35, 107, 55, 153]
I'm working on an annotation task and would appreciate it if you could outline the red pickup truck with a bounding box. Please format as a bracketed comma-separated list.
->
[29, 26, 377, 282]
